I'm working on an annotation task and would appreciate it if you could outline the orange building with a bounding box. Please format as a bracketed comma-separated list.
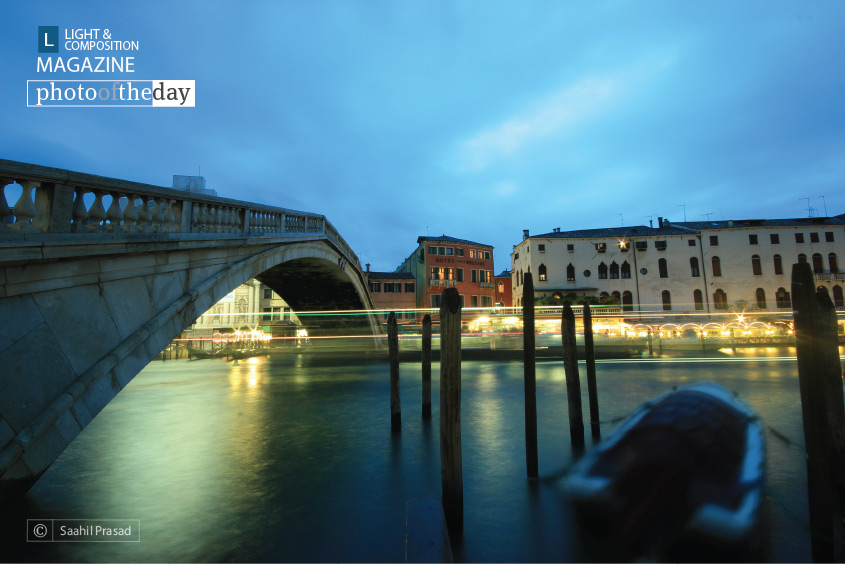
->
[365, 269, 417, 324]
[397, 235, 496, 311]
[494, 270, 513, 306]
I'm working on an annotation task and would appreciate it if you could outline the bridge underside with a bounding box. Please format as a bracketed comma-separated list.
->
[0, 237, 376, 504]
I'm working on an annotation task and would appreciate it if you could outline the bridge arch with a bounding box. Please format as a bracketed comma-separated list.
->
[0, 160, 377, 503]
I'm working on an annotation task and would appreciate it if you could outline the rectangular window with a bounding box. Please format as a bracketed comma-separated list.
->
[709, 235, 719, 246]
[825, 231, 834, 242]
[369, 282, 380, 292]
[459, 295, 465, 308]
[810, 232, 820, 243]
[471, 295, 478, 307]
[749, 234, 758, 245]
[456, 248, 464, 256]
[438, 246, 446, 255]
[431, 294, 441, 308]
[263, 288, 273, 299]
[770, 233, 780, 244]
[483, 251, 491, 260]
[445, 267, 455, 280]
[795, 232, 805, 243]
[597, 243, 607, 253]
[655, 240, 667, 250]
[688, 239, 696, 247]
[471, 269, 477, 283]
[446, 247, 453, 255]
[635, 241, 647, 251]
[567, 244, 574, 251]
[514, 252, 519, 260]
[404, 283, 415, 293]
[457, 268, 464, 282]
[481, 296, 493, 307]
[262, 307, 272, 322]
[429, 246, 437, 254]
[384, 283, 401, 293]
[538, 244, 545, 253]
[469, 250, 476, 258]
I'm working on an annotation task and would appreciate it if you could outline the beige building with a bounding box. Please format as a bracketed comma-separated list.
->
[511, 216, 845, 316]
[188, 278, 300, 335]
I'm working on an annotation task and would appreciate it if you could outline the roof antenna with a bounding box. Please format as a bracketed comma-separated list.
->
[800, 197, 811, 218]
[702, 212, 714, 221]
[617, 213, 624, 227]
[819, 196, 828, 217]
[677, 204, 687, 222]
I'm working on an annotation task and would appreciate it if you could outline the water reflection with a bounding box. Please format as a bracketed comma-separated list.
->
[0, 351, 816, 562]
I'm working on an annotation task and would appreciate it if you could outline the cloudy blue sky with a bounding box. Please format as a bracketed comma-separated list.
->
[2, 1, 844, 271]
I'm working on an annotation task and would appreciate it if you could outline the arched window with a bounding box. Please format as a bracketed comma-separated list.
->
[693, 289, 703, 310]
[598, 262, 608, 279]
[713, 289, 728, 310]
[658, 258, 668, 278]
[566, 263, 575, 281]
[519, 269, 523, 286]
[776, 287, 791, 308]
[830, 253, 839, 273]
[622, 290, 633, 312]
[833, 285, 844, 308]
[690, 257, 700, 277]
[751, 255, 762, 276]
[817, 285, 829, 295]
[773, 254, 783, 275]
[610, 262, 619, 279]
[712, 256, 721, 277]
[538, 263, 547, 281]
[621, 261, 631, 279]
[798, 253, 807, 264]
[599, 291, 609, 300]
[812, 253, 824, 273]
[612, 291, 621, 303]
[662, 290, 671, 311]
[756, 288, 767, 309]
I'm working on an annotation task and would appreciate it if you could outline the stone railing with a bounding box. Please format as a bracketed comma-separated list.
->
[429, 279, 457, 287]
[479, 282, 495, 289]
[0, 159, 359, 266]
[815, 272, 845, 281]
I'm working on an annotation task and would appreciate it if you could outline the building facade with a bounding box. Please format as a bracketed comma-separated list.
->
[511, 216, 845, 315]
[398, 235, 496, 311]
[365, 269, 417, 323]
[494, 270, 513, 306]
[189, 278, 299, 334]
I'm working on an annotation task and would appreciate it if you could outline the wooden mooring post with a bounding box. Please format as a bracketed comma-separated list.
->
[422, 314, 432, 419]
[439, 288, 463, 532]
[562, 304, 585, 448]
[522, 273, 539, 478]
[791, 263, 839, 562]
[388, 311, 401, 432]
[583, 303, 601, 440]
[817, 288, 845, 502]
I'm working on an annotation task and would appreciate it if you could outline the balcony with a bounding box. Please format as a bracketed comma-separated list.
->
[430, 279, 457, 287]
[814, 272, 845, 281]
[480, 282, 494, 289]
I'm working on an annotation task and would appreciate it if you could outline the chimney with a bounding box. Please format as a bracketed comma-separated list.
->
[523, 229, 530, 241]
[657, 217, 663, 228]
[366, 263, 370, 273]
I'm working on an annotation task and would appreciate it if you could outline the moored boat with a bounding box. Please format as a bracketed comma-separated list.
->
[563, 382, 765, 559]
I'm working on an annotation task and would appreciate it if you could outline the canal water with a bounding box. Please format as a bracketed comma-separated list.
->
[1, 348, 819, 562]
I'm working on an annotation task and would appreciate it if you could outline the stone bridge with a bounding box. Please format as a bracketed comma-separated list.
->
[0, 159, 377, 503]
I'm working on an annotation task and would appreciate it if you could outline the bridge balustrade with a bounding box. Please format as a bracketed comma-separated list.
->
[0, 159, 359, 267]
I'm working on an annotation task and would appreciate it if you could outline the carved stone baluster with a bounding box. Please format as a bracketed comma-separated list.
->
[105, 192, 124, 233]
[138, 196, 152, 232]
[212, 205, 222, 233]
[199, 204, 208, 232]
[233, 208, 242, 233]
[189, 202, 199, 232]
[163, 199, 177, 232]
[87, 190, 107, 232]
[10, 181, 39, 233]
[220, 207, 230, 233]
[170, 200, 182, 232]
[150, 197, 164, 232]
[122, 194, 139, 233]
[0, 178, 13, 231]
